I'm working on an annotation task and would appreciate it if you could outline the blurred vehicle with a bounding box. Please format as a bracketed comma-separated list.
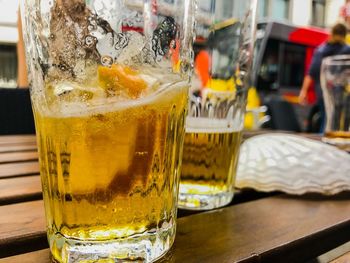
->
[253, 20, 330, 131]
[193, 20, 330, 131]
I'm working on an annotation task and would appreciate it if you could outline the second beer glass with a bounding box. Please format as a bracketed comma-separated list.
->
[179, 0, 257, 210]
[321, 55, 350, 151]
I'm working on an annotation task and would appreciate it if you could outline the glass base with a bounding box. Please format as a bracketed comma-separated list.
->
[49, 222, 175, 263]
[322, 137, 350, 152]
[177, 192, 234, 210]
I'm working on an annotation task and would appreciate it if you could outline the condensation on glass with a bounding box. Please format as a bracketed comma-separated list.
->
[20, 0, 195, 262]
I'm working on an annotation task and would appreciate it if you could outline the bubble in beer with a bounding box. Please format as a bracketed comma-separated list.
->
[114, 33, 128, 50]
[152, 17, 177, 57]
[59, 64, 67, 71]
[85, 35, 97, 48]
[101, 55, 113, 66]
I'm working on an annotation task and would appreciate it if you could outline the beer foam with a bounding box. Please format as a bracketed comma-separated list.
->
[37, 80, 188, 118]
[185, 117, 243, 133]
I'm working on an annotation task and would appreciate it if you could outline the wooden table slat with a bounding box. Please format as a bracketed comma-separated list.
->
[0, 135, 36, 145]
[0, 176, 42, 205]
[0, 144, 37, 154]
[1, 194, 350, 262]
[171, 194, 350, 263]
[0, 200, 46, 258]
[0, 151, 38, 164]
[331, 251, 350, 263]
[0, 249, 50, 263]
[0, 162, 39, 179]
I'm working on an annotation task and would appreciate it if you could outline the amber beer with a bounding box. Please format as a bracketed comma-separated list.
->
[179, 118, 242, 210]
[34, 79, 187, 262]
[325, 131, 350, 139]
[323, 131, 350, 151]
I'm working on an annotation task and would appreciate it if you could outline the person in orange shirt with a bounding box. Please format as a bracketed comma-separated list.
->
[195, 49, 211, 89]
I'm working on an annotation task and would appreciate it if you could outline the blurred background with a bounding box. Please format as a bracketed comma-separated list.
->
[1, 0, 349, 134]
[2, 0, 343, 89]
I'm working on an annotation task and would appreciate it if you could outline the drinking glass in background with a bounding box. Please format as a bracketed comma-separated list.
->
[321, 55, 350, 152]
[178, 0, 257, 210]
[21, 0, 195, 262]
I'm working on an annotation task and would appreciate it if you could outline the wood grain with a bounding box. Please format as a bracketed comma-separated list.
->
[0, 176, 42, 205]
[0, 161, 39, 179]
[0, 249, 51, 263]
[331, 251, 350, 263]
[171, 194, 350, 263]
[0, 151, 38, 164]
[0, 143, 37, 154]
[0, 201, 46, 258]
[0, 135, 36, 145]
[1, 195, 350, 261]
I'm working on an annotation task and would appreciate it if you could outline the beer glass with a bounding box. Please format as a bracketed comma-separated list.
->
[179, 0, 257, 210]
[321, 55, 350, 151]
[20, 0, 195, 262]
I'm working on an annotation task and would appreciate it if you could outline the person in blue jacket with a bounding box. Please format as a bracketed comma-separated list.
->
[299, 22, 350, 132]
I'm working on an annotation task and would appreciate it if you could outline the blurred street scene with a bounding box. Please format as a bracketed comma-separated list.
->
[1, 0, 350, 134]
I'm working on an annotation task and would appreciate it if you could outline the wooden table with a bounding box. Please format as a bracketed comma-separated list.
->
[0, 134, 350, 263]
